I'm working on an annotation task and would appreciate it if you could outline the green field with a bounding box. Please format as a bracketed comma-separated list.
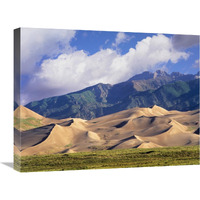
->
[14, 145, 200, 172]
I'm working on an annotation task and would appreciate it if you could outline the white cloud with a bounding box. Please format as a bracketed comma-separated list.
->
[193, 59, 200, 68]
[112, 32, 130, 47]
[104, 39, 109, 45]
[22, 34, 189, 104]
[21, 28, 76, 75]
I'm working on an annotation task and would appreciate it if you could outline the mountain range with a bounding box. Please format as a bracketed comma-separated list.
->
[25, 70, 200, 120]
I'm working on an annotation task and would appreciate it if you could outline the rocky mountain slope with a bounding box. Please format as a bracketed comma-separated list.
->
[25, 70, 199, 120]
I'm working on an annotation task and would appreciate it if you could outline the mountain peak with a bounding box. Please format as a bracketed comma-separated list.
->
[128, 70, 170, 81]
[171, 72, 182, 77]
[25, 71, 198, 120]
[153, 70, 169, 78]
[155, 69, 165, 73]
[128, 71, 154, 81]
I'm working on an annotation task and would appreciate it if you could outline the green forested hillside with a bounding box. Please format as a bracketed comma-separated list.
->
[25, 76, 199, 120]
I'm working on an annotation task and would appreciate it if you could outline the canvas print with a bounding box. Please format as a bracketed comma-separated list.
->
[14, 28, 200, 172]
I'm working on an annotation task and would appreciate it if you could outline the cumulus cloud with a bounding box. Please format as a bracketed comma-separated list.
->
[21, 28, 76, 75]
[112, 32, 130, 47]
[172, 34, 199, 50]
[22, 34, 189, 104]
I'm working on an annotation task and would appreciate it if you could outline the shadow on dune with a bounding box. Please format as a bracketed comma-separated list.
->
[194, 128, 199, 135]
[14, 124, 56, 151]
[57, 119, 74, 126]
[108, 135, 136, 150]
[114, 120, 129, 128]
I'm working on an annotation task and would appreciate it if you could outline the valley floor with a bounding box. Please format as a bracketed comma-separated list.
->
[14, 145, 200, 172]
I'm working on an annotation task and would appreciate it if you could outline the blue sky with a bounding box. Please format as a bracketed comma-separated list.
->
[71, 31, 163, 55]
[20, 28, 199, 105]
[71, 30, 199, 74]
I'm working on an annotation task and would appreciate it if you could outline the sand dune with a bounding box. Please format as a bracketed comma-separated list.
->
[15, 124, 55, 151]
[14, 105, 200, 156]
[14, 105, 69, 131]
[87, 131, 101, 141]
[14, 105, 44, 119]
[14, 145, 21, 156]
[138, 142, 162, 148]
[19, 118, 99, 155]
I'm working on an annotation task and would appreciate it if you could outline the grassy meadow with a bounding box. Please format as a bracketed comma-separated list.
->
[14, 145, 200, 172]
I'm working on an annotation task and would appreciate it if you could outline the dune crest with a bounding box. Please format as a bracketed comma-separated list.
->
[14, 105, 44, 119]
[15, 105, 199, 156]
[151, 105, 169, 115]
[138, 142, 162, 148]
[14, 105, 71, 131]
[86, 131, 101, 141]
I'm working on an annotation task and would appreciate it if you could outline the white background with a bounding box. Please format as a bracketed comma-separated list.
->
[0, 0, 199, 200]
